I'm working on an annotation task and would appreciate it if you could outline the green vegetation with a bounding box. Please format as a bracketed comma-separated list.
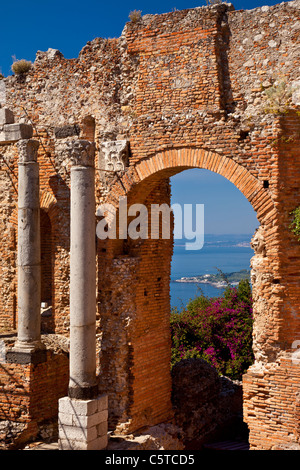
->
[262, 80, 293, 115]
[200, 268, 250, 284]
[290, 206, 300, 242]
[170, 279, 254, 381]
[175, 269, 250, 288]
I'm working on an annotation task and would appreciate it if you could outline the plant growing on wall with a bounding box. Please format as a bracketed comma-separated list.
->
[290, 206, 300, 242]
[11, 59, 32, 76]
[129, 10, 142, 23]
[170, 279, 254, 381]
[262, 80, 293, 115]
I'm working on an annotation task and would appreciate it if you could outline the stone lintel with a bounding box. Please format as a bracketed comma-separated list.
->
[54, 124, 80, 139]
[0, 123, 33, 144]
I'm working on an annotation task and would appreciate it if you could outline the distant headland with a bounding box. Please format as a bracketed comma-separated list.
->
[175, 269, 250, 289]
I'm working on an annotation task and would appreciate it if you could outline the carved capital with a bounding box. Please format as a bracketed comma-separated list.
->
[17, 139, 39, 163]
[56, 140, 95, 167]
[99, 140, 129, 172]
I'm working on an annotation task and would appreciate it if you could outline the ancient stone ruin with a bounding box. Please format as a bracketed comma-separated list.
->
[0, 1, 299, 450]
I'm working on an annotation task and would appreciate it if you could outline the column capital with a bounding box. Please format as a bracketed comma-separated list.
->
[56, 139, 95, 167]
[17, 139, 39, 163]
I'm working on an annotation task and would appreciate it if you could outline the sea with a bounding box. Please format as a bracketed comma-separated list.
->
[170, 233, 254, 310]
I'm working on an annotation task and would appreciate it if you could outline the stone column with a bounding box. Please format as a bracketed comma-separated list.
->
[8, 139, 45, 363]
[58, 140, 108, 450]
[68, 140, 98, 399]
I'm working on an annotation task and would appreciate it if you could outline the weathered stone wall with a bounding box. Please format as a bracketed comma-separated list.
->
[0, 1, 299, 449]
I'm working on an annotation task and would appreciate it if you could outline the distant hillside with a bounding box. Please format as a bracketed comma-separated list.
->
[175, 269, 250, 288]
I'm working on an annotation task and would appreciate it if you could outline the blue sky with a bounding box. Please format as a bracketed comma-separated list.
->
[1, 0, 280, 235]
[0, 0, 281, 77]
[171, 169, 259, 235]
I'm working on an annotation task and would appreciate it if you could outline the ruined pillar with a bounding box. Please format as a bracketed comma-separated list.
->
[68, 140, 97, 399]
[58, 140, 107, 450]
[7, 139, 45, 362]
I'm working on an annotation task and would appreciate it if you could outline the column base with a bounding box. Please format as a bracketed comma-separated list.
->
[68, 384, 99, 400]
[6, 341, 46, 364]
[58, 394, 108, 450]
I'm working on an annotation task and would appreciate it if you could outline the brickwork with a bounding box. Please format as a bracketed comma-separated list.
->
[0, 345, 68, 448]
[0, 1, 299, 449]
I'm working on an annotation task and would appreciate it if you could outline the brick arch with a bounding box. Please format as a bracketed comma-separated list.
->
[108, 147, 275, 225]
[39, 190, 58, 221]
[99, 146, 277, 433]
[9, 190, 58, 332]
[9, 190, 58, 229]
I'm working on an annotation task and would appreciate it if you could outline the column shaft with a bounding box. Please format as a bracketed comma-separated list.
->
[68, 141, 97, 399]
[58, 139, 108, 450]
[14, 139, 42, 353]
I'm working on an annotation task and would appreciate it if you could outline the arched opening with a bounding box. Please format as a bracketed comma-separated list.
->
[170, 168, 259, 308]
[169, 168, 259, 448]
[97, 147, 274, 445]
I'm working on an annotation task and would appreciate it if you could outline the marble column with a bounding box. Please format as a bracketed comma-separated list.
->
[68, 140, 98, 399]
[58, 140, 107, 450]
[9, 139, 45, 361]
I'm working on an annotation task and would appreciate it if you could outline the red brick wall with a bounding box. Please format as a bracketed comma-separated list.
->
[40, 210, 53, 305]
[0, 350, 68, 448]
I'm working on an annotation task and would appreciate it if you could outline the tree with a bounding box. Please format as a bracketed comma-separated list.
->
[170, 280, 254, 380]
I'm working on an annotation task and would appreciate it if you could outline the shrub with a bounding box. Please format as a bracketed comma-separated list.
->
[129, 10, 142, 23]
[170, 279, 254, 380]
[262, 80, 293, 115]
[290, 206, 300, 241]
[11, 59, 32, 75]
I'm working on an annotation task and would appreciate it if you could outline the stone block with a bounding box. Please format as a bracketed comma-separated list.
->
[0, 108, 14, 125]
[97, 420, 108, 437]
[0, 123, 33, 143]
[54, 124, 80, 139]
[58, 411, 73, 426]
[59, 396, 98, 416]
[58, 395, 108, 450]
[59, 422, 98, 442]
[58, 434, 107, 450]
[0, 81, 6, 106]
[99, 140, 129, 172]
[72, 409, 108, 428]
[97, 394, 108, 411]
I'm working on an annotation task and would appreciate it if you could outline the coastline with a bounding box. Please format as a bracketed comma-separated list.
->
[174, 269, 250, 289]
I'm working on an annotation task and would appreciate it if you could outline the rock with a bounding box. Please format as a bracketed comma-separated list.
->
[171, 358, 243, 444]
[108, 423, 184, 450]
[268, 40, 278, 48]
